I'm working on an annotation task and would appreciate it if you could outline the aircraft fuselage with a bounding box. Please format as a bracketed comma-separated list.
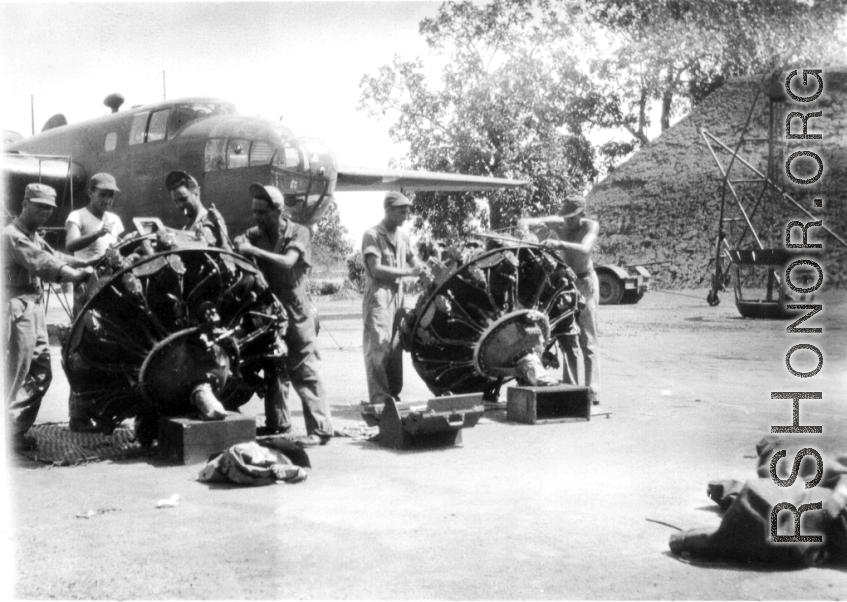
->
[4, 97, 338, 242]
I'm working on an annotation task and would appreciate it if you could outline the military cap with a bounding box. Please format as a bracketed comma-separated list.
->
[249, 183, 284, 209]
[89, 172, 120, 192]
[384, 191, 412, 208]
[557, 194, 586, 218]
[165, 170, 199, 190]
[24, 183, 57, 208]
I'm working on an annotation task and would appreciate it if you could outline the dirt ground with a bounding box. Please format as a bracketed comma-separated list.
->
[3, 287, 846, 600]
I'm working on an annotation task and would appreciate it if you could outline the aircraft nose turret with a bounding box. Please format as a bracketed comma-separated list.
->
[268, 134, 338, 227]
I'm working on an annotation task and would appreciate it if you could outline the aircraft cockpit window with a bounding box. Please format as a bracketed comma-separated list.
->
[104, 132, 117, 152]
[147, 109, 170, 143]
[250, 141, 273, 166]
[227, 139, 250, 169]
[285, 147, 300, 168]
[272, 144, 300, 169]
[167, 102, 230, 136]
[205, 138, 226, 172]
[129, 112, 149, 145]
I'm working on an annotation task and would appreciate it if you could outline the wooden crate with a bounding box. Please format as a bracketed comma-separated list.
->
[158, 415, 256, 464]
[506, 385, 591, 424]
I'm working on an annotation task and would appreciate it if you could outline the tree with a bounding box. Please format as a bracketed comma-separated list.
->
[310, 199, 353, 268]
[359, 0, 847, 232]
[582, 0, 847, 160]
[359, 0, 603, 238]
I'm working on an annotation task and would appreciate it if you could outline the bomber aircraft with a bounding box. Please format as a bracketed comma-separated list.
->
[2, 93, 526, 240]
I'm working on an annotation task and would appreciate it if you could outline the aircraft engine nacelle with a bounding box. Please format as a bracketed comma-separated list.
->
[62, 228, 288, 445]
[2, 152, 86, 227]
[398, 239, 583, 400]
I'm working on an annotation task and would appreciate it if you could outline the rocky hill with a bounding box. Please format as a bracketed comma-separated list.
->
[587, 67, 847, 290]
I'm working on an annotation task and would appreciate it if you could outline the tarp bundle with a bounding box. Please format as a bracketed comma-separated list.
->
[198, 440, 310, 486]
[671, 436, 847, 567]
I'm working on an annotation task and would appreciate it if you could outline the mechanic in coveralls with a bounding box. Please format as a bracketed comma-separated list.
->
[361, 192, 424, 405]
[234, 183, 333, 447]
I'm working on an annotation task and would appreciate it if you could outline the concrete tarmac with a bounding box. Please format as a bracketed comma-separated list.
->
[3, 289, 846, 599]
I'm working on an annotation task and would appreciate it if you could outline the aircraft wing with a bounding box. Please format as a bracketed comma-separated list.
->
[335, 165, 528, 192]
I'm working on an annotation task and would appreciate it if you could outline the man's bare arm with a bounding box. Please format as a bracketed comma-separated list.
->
[58, 265, 95, 283]
[545, 220, 599, 255]
[517, 215, 566, 231]
[66, 221, 112, 253]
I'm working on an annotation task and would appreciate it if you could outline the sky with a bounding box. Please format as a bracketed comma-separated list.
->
[0, 0, 445, 245]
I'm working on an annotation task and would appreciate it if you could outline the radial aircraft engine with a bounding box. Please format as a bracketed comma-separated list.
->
[62, 224, 287, 445]
[399, 236, 584, 401]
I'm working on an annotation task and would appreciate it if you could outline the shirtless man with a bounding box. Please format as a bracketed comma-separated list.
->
[518, 194, 600, 404]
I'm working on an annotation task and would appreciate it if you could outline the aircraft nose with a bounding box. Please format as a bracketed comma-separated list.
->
[266, 135, 337, 227]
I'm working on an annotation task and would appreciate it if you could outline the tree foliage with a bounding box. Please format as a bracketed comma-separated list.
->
[359, 0, 602, 237]
[310, 199, 353, 268]
[359, 0, 847, 234]
[584, 0, 847, 155]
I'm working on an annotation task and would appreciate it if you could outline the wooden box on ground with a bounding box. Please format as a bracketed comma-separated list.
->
[158, 415, 256, 464]
[362, 394, 484, 450]
[506, 385, 591, 424]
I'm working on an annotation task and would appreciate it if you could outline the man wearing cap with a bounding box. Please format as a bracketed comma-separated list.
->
[165, 171, 230, 250]
[518, 194, 601, 404]
[66, 173, 125, 264]
[165, 170, 237, 421]
[233, 183, 333, 447]
[3, 184, 94, 452]
[65, 173, 126, 431]
[361, 191, 424, 405]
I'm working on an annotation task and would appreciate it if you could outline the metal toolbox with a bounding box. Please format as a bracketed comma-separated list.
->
[361, 394, 484, 450]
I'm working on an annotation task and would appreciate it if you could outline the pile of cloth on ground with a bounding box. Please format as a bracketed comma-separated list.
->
[198, 439, 310, 486]
[670, 435, 847, 567]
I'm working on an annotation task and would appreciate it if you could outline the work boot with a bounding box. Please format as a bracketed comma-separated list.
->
[256, 424, 292, 437]
[295, 433, 331, 448]
[191, 383, 228, 420]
